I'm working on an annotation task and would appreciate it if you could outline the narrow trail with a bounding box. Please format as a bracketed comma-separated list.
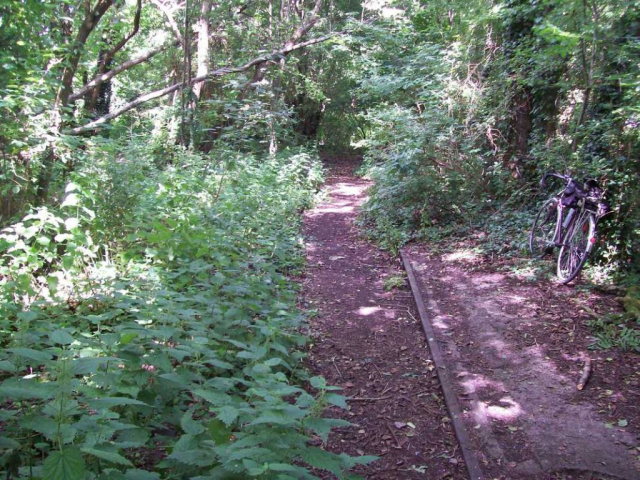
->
[301, 156, 640, 480]
[302, 156, 466, 479]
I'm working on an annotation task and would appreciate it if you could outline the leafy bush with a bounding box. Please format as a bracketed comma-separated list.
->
[0, 143, 373, 479]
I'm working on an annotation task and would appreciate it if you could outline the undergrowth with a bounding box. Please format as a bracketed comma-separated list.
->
[588, 285, 640, 352]
[0, 145, 373, 479]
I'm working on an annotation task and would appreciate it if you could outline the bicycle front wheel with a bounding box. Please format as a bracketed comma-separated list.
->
[557, 211, 596, 284]
[529, 198, 558, 258]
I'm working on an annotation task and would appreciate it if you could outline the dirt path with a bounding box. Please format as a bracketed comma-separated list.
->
[302, 156, 467, 479]
[404, 245, 640, 480]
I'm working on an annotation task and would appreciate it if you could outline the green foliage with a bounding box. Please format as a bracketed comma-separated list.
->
[589, 284, 640, 351]
[348, 0, 639, 275]
[588, 315, 640, 352]
[383, 274, 405, 291]
[0, 141, 373, 478]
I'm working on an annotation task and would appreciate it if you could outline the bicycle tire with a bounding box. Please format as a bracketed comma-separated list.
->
[529, 197, 558, 258]
[557, 210, 596, 284]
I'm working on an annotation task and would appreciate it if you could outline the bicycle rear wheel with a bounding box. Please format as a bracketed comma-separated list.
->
[529, 198, 558, 258]
[557, 211, 596, 284]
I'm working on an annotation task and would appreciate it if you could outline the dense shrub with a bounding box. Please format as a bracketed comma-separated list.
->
[0, 143, 372, 479]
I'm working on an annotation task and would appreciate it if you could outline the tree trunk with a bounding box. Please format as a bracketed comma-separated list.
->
[193, 0, 212, 100]
[37, 0, 114, 203]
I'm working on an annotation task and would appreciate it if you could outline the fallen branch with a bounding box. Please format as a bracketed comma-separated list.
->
[67, 33, 337, 135]
[577, 357, 592, 390]
[347, 395, 392, 402]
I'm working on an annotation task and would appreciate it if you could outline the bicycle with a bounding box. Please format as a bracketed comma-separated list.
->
[529, 173, 607, 284]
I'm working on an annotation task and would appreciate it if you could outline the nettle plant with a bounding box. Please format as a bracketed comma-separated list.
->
[0, 148, 373, 479]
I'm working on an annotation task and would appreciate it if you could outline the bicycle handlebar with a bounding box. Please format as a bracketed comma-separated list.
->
[540, 172, 571, 188]
[540, 173, 605, 210]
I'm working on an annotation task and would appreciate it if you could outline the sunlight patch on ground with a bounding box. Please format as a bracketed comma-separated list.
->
[431, 314, 452, 330]
[488, 338, 511, 357]
[505, 294, 527, 304]
[476, 397, 522, 421]
[508, 265, 538, 280]
[307, 204, 355, 215]
[471, 273, 505, 285]
[333, 183, 368, 196]
[356, 306, 383, 316]
[459, 373, 507, 395]
[443, 249, 480, 263]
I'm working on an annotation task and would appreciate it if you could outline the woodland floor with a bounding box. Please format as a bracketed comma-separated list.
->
[302, 155, 640, 480]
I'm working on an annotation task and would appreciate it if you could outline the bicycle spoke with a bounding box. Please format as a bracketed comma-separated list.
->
[557, 211, 595, 284]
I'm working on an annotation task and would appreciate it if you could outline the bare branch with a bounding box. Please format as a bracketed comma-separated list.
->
[67, 34, 337, 135]
[150, 0, 184, 46]
[69, 42, 177, 103]
[238, 0, 324, 99]
[104, 0, 143, 65]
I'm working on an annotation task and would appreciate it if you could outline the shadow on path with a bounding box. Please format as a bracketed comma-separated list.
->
[302, 157, 467, 479]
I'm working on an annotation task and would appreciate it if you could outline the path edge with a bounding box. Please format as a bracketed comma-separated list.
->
[400, 250, 484, 480]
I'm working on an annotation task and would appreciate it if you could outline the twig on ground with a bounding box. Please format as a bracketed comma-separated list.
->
[380, 379, 393, 396]
[332, 357, 344, 380]
[386, 423, 402, 448]
[348, 395, 393, 402]
[577, 357, 592, 390]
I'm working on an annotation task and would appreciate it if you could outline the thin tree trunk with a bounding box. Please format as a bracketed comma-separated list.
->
[180, 0, 192, 146]
[193, 0, 212, 100]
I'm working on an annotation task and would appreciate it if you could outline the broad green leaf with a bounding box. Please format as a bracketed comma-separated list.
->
[207, 419, 233, 445]
[71, 357, 119, 375]
[120, 332, 138, 345]
[309, 376, 326, 389]
[249, 410, 295, 426]
[350, 455, 378, 465]
[0, 437, 20, 449]
[300, 447, 344, 475]
[50, 329, 74, 345]
[325, 393, 348, 409]
[82, 447, 133, 466]
[167, 449, 217, 467]
[17, 310, 40, 322]
[7, 347, 53, 363]
[124, 470, 160, 480]
[0, 382, 56, 400]
[181, 409, 205, 435]
[88, 397, 151, 409]
[114, 428, 151, 449]
[215, 405, 239, 426]
[193, 389, 232, 406]
[0, 360, 17, 372]
[304, 418, 350, 442]
[43, 447, 86, 480]
[204, 358, 234, 370]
